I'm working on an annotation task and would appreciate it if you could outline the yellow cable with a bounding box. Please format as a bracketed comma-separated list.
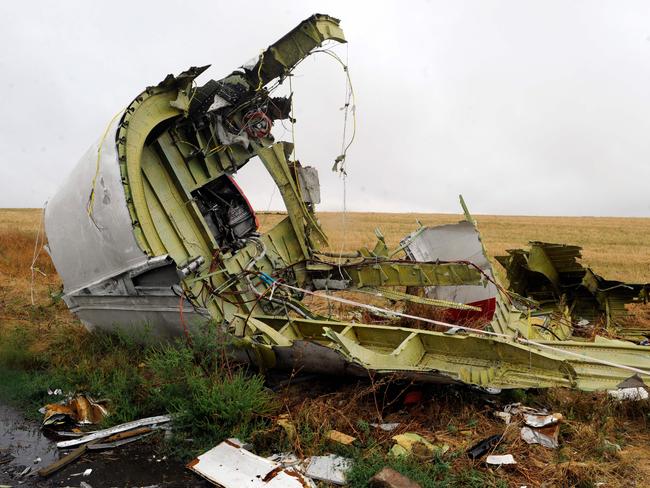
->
[255, 51, 265, 91]
[87, 108, 125, 217]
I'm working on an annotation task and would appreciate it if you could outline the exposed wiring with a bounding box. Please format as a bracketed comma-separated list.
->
[179, 293, 193, 346]
[311, 48, 357, 174]
[29, 205, 47, 306]
[255, 51, 265, 91]
[271, 280, 650, 377]
[242, 110, 273, 139]
[87, 109, 125, 222]
[289, 74, 297, 160]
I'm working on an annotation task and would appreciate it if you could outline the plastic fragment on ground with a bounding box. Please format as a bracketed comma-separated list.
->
[57, 415, 172, 448]
[486, 454, 517, 465]
[520, 424, 560, 449]
[326, 429, 356, 445]
[467, 434, 502, 459]
[187, 441, 312, 487]
[369, 467, 422, 488]
[303, 454, 352, 486]
[390, 433, 448, 459]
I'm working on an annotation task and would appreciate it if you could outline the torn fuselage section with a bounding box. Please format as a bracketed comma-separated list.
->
[45, 14, 650, 392]
[496, 242, 650, 336]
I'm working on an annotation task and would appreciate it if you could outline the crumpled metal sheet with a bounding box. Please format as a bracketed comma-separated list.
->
[303, 454, 352, 486]
[187, 441, 313, 487]
[520, 424, 560, 449]
[402, 222, 498, 322]
[42, 395, 109, 426]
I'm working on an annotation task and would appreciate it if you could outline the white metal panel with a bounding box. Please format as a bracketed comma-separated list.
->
[45, 115, 149, 293]
[188, 442, 310, 487]
[403, 222, 497, 305]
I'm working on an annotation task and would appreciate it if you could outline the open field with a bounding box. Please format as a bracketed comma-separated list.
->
[262, 211, 650, 282]
[2, 208, 650, 487]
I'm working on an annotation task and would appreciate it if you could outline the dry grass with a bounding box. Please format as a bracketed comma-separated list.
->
[3, 208, 650, 487]
[260, 211, 650, 282]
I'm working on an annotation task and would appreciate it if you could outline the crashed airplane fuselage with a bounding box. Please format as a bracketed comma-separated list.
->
[45, 14, 650, 392]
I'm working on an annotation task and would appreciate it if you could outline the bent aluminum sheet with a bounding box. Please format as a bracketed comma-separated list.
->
[45, 116, 148, 294]
[402, 221, 498, 319]
[57, 415, 172, 449]
[187, 441, 312, 487]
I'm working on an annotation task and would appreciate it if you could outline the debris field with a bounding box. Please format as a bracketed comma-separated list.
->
[1, 12, 650, 488]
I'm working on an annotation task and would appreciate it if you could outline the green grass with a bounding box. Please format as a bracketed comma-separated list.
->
[0, 320, 502, 486]
[0, 321, 275, 458]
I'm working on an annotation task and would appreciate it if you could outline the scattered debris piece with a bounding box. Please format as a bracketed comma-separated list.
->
[80, 482, 93, 488]
[494, 411, 512, 424]
[390, 433, 448, 459]
[266, 452, 301, 468]
[486, 454, 517, 466]
[326, 430, 356, 445]
[608, 387, 649, 401]
[467, 434, 503, 460]
[57, 415, 171, 448]
[226, 437, 253, 451]
[87, 431, 154, 450]
[371, 423, 400, 432]
[277, 414, 297, 442]
[520, 424, 560, 449]
[303, 454, 352, 486]
[42, 394, 109, 426]
[38, 445, 88, 477]
[523, 413, 563, 428]
[369, 467, 422, 488]
[83, 468, 92, 476]
[496, 241, 650, 331]
[188, 441, 312, 487]
[608, 374, 650, 400]
[504, 403, 548, 417]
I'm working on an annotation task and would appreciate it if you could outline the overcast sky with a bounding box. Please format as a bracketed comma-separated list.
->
[1, 1, 650, 216]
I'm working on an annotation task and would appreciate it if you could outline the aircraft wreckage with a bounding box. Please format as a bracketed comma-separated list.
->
[45, 14, 650, 392]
